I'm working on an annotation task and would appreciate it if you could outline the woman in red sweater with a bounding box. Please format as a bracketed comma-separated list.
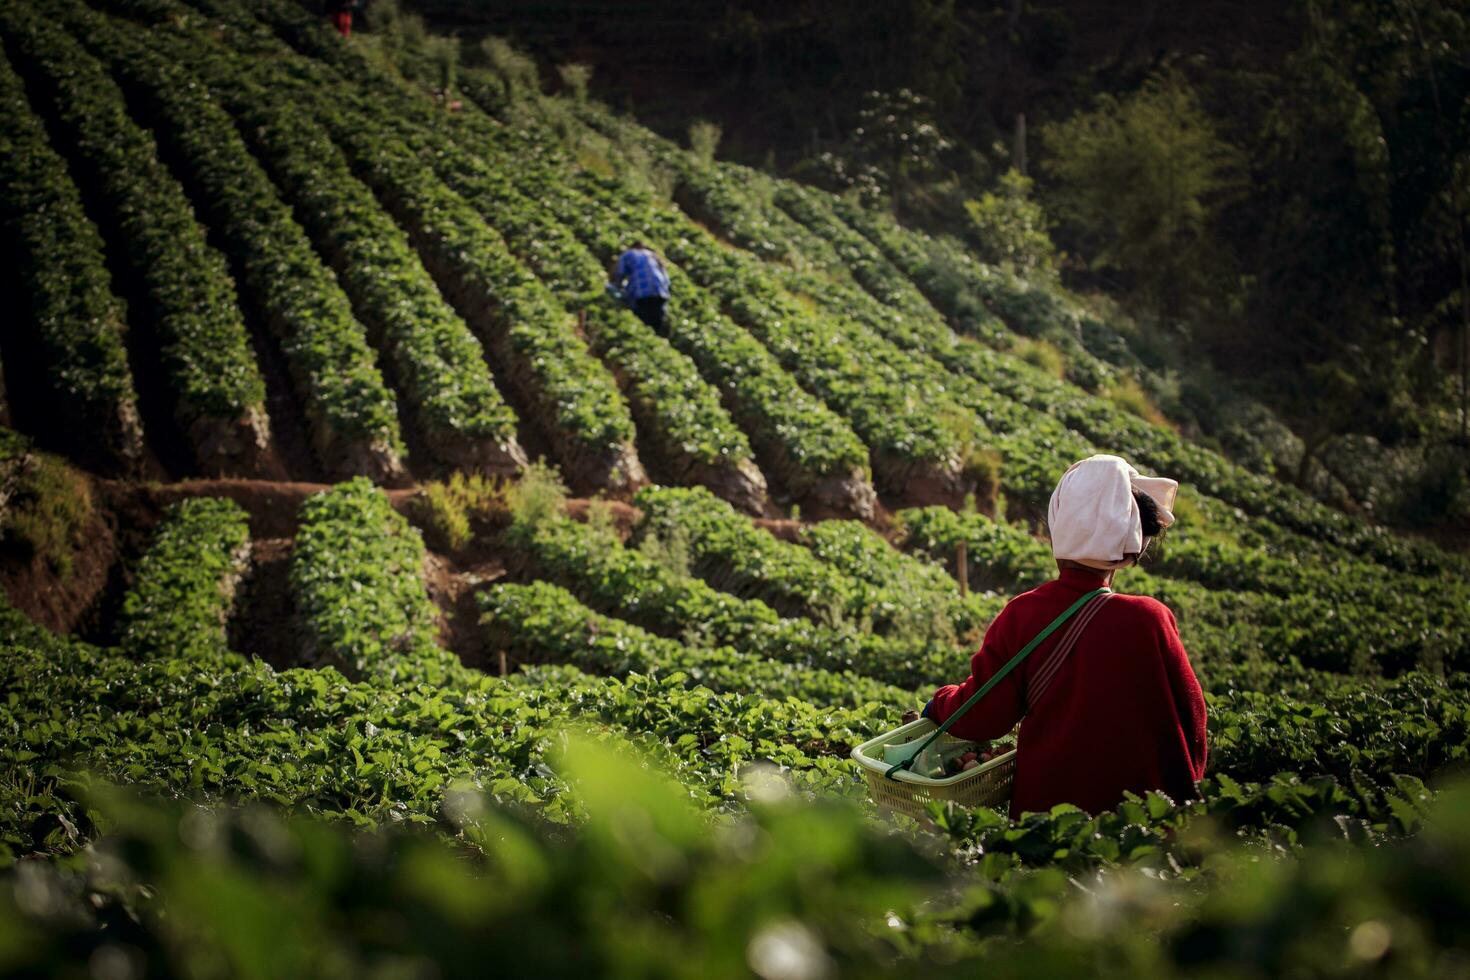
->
[908, 455, 1208, 817]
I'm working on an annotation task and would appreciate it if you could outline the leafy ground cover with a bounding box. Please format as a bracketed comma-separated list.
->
[68, 3, 408, 482]
[896, 505, 1470, 675]
[479, 579, 915, 708]
[209, 12, 879, 515]
[0, 39, 142, 472]
[337, 92, 770, 511]
[0, 0, 1466, 974]
[115, 497, 251, 663]
[216, 79, 524, 475]
[503, 509, 972, 688]
[290, 478, 457, 686]
[0, 3, 270, 475]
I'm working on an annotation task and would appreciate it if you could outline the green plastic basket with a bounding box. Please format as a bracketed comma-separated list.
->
[851, 718, 1016, 820]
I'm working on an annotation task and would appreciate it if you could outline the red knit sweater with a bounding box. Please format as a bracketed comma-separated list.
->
[927, 567, 1208, 818]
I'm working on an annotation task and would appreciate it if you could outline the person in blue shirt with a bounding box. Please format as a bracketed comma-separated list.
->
[610, 242, 672, 335]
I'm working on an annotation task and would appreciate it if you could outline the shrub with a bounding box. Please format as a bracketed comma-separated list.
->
[1040, 70, 1241, 319]
[637, 523, 692, 579]
[688, 119, 722, 165]
[507, 460, 567, 529]
[424, 34, 458, 96]
[417, 472, 505, 551]
[961, 448, 1003, 515]
[557, 62, 592, 103]
[964, 169, 1058, 278]
[480, 36, 538, 101]
[0, 451, 93, 579]
[852, 88, 953, 212]
[1106, 375, 1171, 428]
[1012, 337, 1067, 379]
[396, 10, 427, 49]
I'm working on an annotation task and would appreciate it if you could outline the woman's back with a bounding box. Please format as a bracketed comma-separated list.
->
[926, 566, 1208, 817]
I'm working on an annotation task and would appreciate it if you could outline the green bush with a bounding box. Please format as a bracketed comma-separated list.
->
[1106, 375, 1172, 427]
[964, 169, 1058, 278]
[481, 36, 539, 101]
[417, 472, 506, 551]
[1013, 336, 1067, 378]
[507, 460, 569, 529]
[424, 33, 458, 95]
[1040, 70, 1240, 319]
[4, 770, 1470, 978]
[557, 61, 592, 103]
[688, 118, 721, 165]
[0, 449, 93, 579]
[116, 498, 250, 662]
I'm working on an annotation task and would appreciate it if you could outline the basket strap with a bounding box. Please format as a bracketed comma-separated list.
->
[1025, 591, 1112, 711]
[884, 586, 1110, 780]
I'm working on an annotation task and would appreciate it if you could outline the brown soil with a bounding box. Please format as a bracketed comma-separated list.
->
[228, 538, 299, 671]
[563, 498, 642, 541]
[422, 550, 507, 671]
[889, 457, 973, 511]
[99, 474, 642, 545]
[803, 470, 880, 521]
[752, 517, 802, 543]
[1, 505, 117, 636]
[99, 478, 422, 540]
[238, 300, 324, 484]
[17, 462, 934, 653]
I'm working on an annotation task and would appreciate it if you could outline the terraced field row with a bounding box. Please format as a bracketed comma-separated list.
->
[0, 0, 954, 517]
[4, 0, 1449, 678]
[8, 454, 1461, 861]
[16, 0, 1456, 624]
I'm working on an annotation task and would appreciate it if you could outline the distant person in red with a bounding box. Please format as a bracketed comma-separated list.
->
[906, 454, 1207, 817]
[324, 0, 356, 38]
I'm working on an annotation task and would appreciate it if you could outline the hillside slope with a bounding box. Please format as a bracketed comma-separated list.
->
[1, 0, 1468, 972]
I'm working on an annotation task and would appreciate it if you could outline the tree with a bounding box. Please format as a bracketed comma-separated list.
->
[964, 169, 1058, 279]
[1233, 0, 1470, 478]
[1039, 71, 1241, 322]
[851, 88, 954, 214]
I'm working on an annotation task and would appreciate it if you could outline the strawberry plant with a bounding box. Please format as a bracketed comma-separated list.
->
[228, 23, 878, 515]
[116, 497, 251, 663]
[220, 89, 524, 474]
[72, 11, 407, 481]
[0, 42, 141, 471]
[290, 478, 457, 686]
[479, 579, 916, 708]
[368, 112, 767, 512]
[504, 512, 972, 688]
[635, 485, 1005, 647]
[0, 5, 271, 475]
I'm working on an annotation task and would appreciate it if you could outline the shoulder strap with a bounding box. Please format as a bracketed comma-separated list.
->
[885, 586, 1110, 779]
[1025, 591, 1112, 711]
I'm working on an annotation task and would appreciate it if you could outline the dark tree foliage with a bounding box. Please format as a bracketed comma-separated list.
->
[1223, 0, 1470, 468]
[405, 0, 1469, 483]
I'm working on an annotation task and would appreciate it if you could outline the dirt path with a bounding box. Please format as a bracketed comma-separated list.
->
[227, 538, 298, 670]
[12, 470, 876, 649]
[99, 477, 422, 539]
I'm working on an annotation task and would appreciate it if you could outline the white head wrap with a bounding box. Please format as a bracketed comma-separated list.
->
[1048, 454, 1179, 570]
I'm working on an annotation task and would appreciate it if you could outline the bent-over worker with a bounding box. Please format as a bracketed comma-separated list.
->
[324, 0, 361, 38]
[906, 454, 1207, 817]
[610, 242, 671, 336]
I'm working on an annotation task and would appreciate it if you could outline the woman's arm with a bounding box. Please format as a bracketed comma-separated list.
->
[1158, 606, 1208, 778]
[925, 613, 1026, 742]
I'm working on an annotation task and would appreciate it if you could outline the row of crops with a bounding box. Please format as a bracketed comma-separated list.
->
[0, 0, 1459, 813]
[4, 460, 1468, 968]
[1, 0, 1468, 971]
[8, 472, 1465, 843]
[13, 0, 1464, 599]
